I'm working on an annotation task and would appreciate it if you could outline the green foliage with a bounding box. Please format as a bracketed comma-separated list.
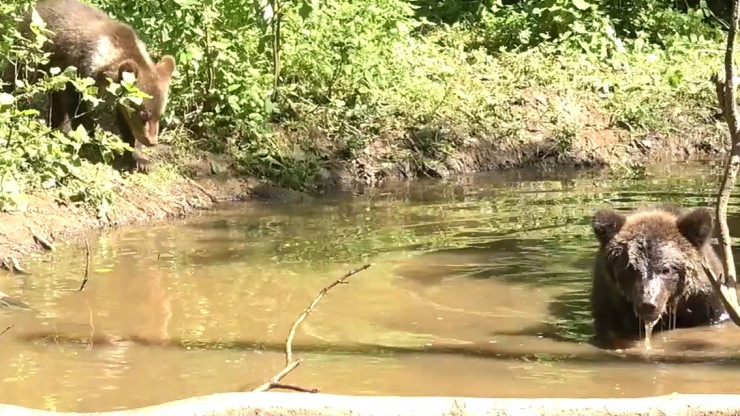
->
[90, 0, 274, 147]
[0, 0, 131, 213]
[0, 0, 732, 204]
[478, 0, 723, 54]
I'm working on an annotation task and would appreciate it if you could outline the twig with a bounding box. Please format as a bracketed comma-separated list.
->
[0, 324, 14, 337]
[250, 263, 372, 393]
[78, 236, 91, 292]
[269, 0, 282, 102]
[703, 262, 740, 326]
[86, 302, 94, 351]
[268, 383, 319, 393]
[285, 263, 372, 365]
[186, 178, 218, 203]
[710, 0, 740, 324]
[251, 359, 303, 392]
[29, 227, 54, 252]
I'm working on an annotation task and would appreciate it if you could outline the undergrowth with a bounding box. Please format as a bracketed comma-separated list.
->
[0, 0, 731, 211]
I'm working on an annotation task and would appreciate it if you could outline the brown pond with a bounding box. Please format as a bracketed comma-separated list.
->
[3, 162, 740, 412]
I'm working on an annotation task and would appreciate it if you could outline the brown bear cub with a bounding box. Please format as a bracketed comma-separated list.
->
[5, 0, 175, 171]
[590, 205, 727, 348]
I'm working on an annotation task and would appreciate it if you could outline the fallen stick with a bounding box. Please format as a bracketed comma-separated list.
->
[77, 236, 91, 292]
[250, 263, 372, 393]
[0, 324, 14, 338]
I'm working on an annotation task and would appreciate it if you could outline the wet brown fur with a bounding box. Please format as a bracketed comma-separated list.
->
[3, 0, 175, 171]
[591, 205, 726, 348]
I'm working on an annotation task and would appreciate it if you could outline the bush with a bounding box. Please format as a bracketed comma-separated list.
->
[0, 0, 731, 203]
[478, 0, 722, 53]
[1, 0, 131, 213]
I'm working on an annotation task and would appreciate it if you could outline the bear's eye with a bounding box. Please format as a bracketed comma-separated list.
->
[661, 266, 672, 275]
[140, 109, 151, 122]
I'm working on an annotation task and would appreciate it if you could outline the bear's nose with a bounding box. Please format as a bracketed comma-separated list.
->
[637, 302, 660, 320]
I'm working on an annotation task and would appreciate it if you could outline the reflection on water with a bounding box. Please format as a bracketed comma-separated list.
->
[3, 162, 740, 411]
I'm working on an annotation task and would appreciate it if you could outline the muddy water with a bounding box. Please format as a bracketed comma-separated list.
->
[4, 163, 740, 412]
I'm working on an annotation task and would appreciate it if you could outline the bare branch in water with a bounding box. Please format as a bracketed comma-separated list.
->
[251, 360, 304, 392]
[709, 0, 740, 327]
[0, 325, 14, 337]
[703, 262, 740, 326]
[248, 263, 372, 393]
[285, 263, 372, 365]
[78, 236, 91, 292]
[268, 383, 319, 393]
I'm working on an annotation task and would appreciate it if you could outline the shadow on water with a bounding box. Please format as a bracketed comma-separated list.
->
[19, 328, 740, 366]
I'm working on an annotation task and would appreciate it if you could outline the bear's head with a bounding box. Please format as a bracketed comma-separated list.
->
[114, 55, 176, 147]
[592, 207, 714, 324]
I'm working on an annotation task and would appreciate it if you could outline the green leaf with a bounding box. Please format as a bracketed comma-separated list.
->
[299, 1, 313, 19]
[0, 93, 14, 106]
[572, 0, 590, 10]
[173, 0, 199, 7]
[30, 9, 46, 29]
[121, 71, 137, 84]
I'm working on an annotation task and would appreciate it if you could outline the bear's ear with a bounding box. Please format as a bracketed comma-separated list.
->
[593, 209, 625, 246]
[678, 207, 714, 248]
[157, 55, 175, 78]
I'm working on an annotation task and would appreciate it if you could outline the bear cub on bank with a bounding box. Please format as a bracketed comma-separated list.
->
[3, 0, 175, 172]
[590, 205, 727, 348]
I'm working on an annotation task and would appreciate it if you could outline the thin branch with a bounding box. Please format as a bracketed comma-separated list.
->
[78, 236, 91, 292]
[86, 302, 95, 351]
[249, 263, 373, 393]
[0, 324, 14, 337]
[715, 155, 740, 297]
[710, 0, 740, 325]
[703, 262, 740, 326]
[268, 383, 319, 393]
[251, 359, 303, 392]
[723, 0, 740, 143]
[270, 0, 281, 102]
[285, 263, 372, 365]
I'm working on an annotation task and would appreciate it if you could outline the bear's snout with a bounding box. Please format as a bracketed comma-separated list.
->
[635, 301, 661, 322]
[633, 276, 669, 322]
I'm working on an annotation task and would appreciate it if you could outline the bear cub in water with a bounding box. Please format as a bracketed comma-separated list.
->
[590, 205, 727, 348]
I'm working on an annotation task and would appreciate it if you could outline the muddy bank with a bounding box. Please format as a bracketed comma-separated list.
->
[0, 153, 315, 271]
[3, 392, 740, 416]
[327, 89, 727, 187]
[0, 128, 723, 271]
[0, 88, 728, 270]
